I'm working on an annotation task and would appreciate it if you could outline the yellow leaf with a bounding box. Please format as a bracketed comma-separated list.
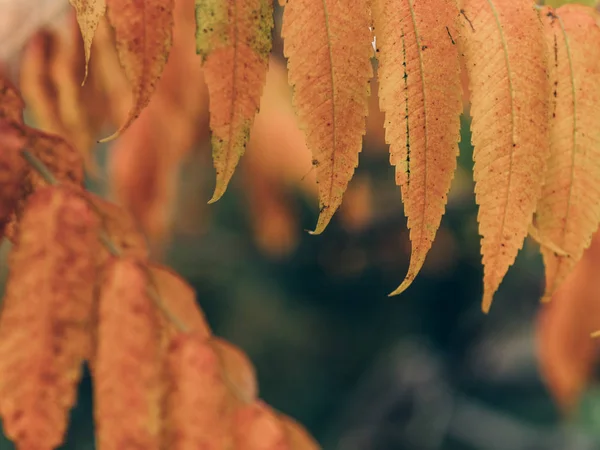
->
[196, 0, 274, 203]
[101, 0, 175, 141]
[163, 333, 233, 450]
[69, 0, 106, 84]
[281, 0, 373, 234]
[459, 0, 551, 312]
[536, 5, 600, 301]
[373, 0, 462, 295]
[0, 186, 100, 449]
[94, 258, 161, 450]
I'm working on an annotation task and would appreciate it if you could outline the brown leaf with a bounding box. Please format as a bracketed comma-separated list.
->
[0, 186, 100, 449]
[102, 0, 175, 140]
[93, 258, 161, 450]
[162, 333, 232, 450]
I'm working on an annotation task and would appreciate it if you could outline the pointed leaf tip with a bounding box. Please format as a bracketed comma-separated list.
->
[198, 0, 274, 207]
[373, 0, 462, 301]
[105, 0, 174, 137]
[281, 0, 372, 237]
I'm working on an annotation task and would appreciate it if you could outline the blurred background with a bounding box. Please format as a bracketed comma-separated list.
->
[1, 0, 600, 449]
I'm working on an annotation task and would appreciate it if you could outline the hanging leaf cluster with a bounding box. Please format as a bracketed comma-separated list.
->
[63, 0, 600, 311]
[0, 79, 318, 449]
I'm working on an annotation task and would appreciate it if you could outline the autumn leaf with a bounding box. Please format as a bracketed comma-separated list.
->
[101, 0, 175, 140]
[212, 338, 258, 403]
[373, 0, 462, 295]
[196, 0, 274, 203]
[109, 0, 208, 247]
[280, 416, 320, 450]
[93, 258, 161, 450]
[0, 186, 100, 449]
[86, 193, 150, 264]
[3, 122, 85, 242]
[281, 0, 373, 234]
[0, 121, 28, 240]
[459, 0, 551, 312]
[149, 263, 211, 339]
[163, 333, 233, 450]
[69, 0, 106, 83]
[234, 401, 290, 450]
[535, 5, 600, 301]
[537, 231, 600, 410]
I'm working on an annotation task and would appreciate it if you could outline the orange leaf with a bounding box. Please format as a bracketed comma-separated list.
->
[196, 0, 274, 203]
[0, 121, 28, 240]
[537, 231, 600, 410]
[459, 0, 551, 312]
[3, 123, 85, 242]
[86, 193, 150, 263]
[234, 401, 290, 450]
[281, 0, 373, 234]
[373, 0, 462, 295]
[536, 5, 600, 301]
[0, 186, 100, 449]
[102, 0, 175, 140]
[93, 258, 161, 450]
[280, 416, 320, 450]
[149, 264, 211, 338]
[163, 333, 233, 450]
[212, 338, 258, 403]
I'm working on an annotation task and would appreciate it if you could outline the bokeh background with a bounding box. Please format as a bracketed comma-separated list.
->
[1, 0, 600, 449]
